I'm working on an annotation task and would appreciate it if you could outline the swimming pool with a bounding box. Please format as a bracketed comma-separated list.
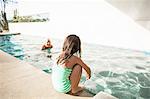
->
[0, 34, 150, 99]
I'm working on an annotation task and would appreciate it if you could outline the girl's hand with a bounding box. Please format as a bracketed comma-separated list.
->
[86, 69, 91, 80]
[86, 74, 91, 80]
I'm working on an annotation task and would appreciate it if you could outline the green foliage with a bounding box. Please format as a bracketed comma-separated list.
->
[10, 16, 49, 23]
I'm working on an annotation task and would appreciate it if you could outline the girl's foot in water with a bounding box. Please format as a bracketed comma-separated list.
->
[71, 86, 84, 96]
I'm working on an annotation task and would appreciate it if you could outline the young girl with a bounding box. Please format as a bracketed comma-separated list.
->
[52, 34, 91, 95]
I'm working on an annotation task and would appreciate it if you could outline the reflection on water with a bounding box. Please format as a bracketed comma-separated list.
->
[82, 44, 150, 99]
[0, 35, 24, 60]
[84, 71, 150, 99]
[0, 35, 150, 99]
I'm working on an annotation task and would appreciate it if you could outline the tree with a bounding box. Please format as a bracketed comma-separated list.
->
[0, 0, 17, 32]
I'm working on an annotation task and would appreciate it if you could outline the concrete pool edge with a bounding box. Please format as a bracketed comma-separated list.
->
[0, 50, 118, 99]
[0, 32, 21, 36]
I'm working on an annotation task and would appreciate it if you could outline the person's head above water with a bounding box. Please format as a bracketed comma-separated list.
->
[47, 39, 51, 44]
[57, 34, 81, 64]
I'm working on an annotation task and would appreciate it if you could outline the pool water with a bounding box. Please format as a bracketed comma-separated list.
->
[0, 36, 24, 59]
[0, 35, 150, 99]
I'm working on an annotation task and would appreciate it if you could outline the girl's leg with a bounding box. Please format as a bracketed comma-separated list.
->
[70, 64, 83, 94]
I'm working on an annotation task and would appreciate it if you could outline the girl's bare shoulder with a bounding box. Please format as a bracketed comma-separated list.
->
[61, 55, 76, 68]
[69, 55, 82, 65]
[70, 55, 80, 61]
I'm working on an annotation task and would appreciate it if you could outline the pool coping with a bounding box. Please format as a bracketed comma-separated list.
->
[0, 50, 118, 99]
[0, 32, 21, 36]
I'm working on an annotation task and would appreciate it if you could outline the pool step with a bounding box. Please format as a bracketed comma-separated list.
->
[94, 92, 118, 99]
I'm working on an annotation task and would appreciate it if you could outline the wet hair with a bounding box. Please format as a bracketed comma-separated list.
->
[57, 34, 81, 64]
[47, 38, 50, 41]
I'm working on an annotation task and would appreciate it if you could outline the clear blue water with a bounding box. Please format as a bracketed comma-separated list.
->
[0, 35, 150, 99]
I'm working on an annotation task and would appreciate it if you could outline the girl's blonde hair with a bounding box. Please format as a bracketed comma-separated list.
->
[57, 34, 81, 64]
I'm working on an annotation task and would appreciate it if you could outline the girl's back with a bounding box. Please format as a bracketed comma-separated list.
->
[52, 62, 72, 93]
[59, 55, 78, 69]
[52, 55, 78, 93]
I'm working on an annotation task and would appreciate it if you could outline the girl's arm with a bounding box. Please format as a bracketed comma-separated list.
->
[75, 56, 91, 79]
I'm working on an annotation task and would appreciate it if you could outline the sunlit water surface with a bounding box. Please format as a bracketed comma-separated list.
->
[0, 34, 150, 99]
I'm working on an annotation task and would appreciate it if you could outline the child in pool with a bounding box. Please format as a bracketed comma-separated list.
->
[42, 39, 53, 58]
[42, 39, 53, 50]
[52, 34, 91, 95]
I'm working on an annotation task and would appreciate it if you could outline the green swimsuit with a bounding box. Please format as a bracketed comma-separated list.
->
[52, 65, 72, 93]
